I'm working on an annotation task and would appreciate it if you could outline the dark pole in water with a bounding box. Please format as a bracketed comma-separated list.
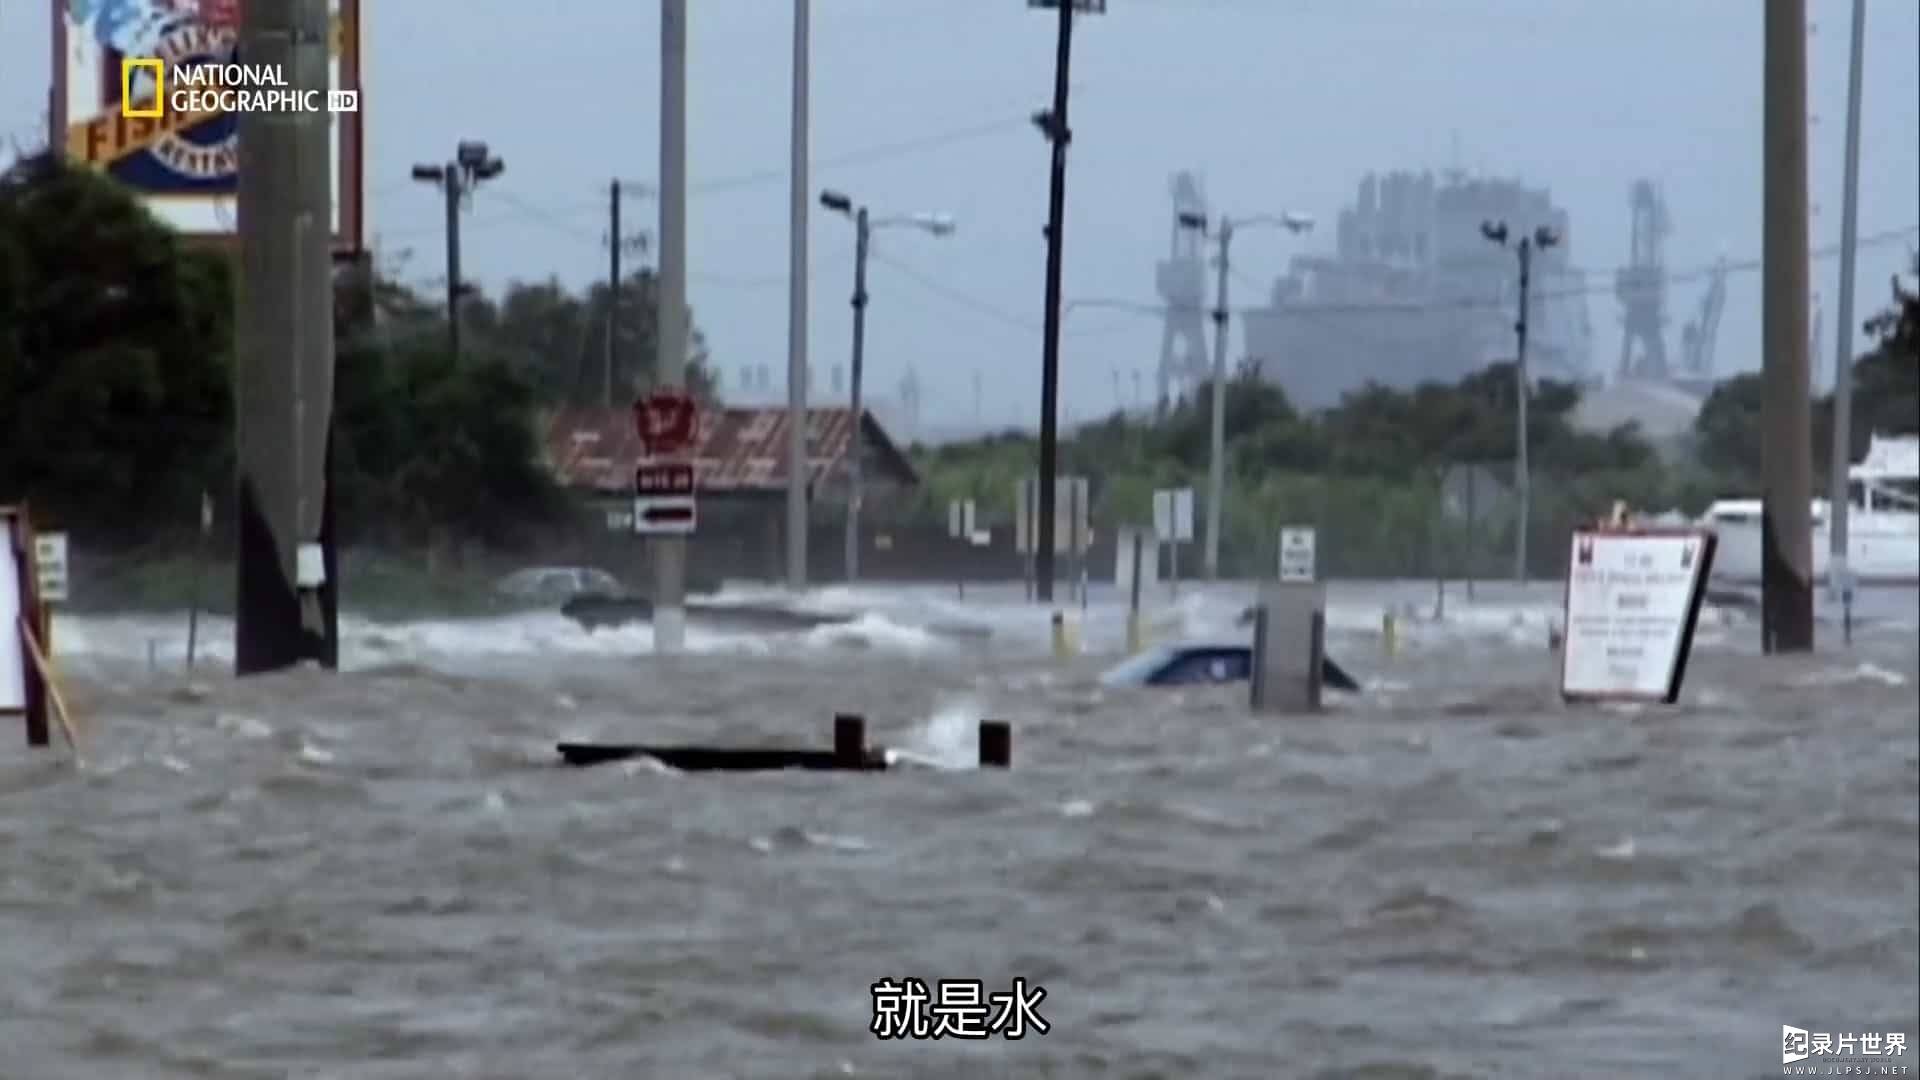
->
[978, 720, 1011, 768]
[1031, 0, 1100, 603]
[233, 0, 338, 676]
[1761, 0, 1816, 653]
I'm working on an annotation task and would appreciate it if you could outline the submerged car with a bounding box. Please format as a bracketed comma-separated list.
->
[1099, 642, 1359, 692]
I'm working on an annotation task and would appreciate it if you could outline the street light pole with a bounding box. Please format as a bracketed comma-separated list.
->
[1177, 210, 1312, 580]
[411, 142, 504, 369]
[1482, 219, 1558, 584]
[847, 206, 869, 582]
[820, 191, 954, 584]
[1204, 218, 1233, 580]
[1827, 0, 1866, 643]
[786, 0, 812, 591]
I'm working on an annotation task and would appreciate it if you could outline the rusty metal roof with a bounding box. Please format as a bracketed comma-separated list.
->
[541, 405, 918, 495]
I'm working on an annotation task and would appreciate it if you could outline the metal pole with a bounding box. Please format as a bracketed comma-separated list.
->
[653, 0, 689, 652]
[234, 0, 337, 675]
[1828, 0, 1865, 644]
[445, 162, 461, 368]
[1033, 0, 1076, 603]
[1203, 219, 1233, 580]
[1513, 238, 1532, 584]
[1761, 0, 1816, 653]
[845, 207, 869, 583]
[606, 177, 621, 407]
[786, 0, 812, 590]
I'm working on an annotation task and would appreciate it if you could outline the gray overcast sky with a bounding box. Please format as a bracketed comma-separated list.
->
[5, 0, 1917, 434]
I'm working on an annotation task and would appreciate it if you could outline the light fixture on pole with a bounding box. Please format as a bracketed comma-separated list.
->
[1480, 218, 1559, 584]
[1176, 208, 1313, 580]
[411, 140, 504, 368]
[820, 188, 955, 583]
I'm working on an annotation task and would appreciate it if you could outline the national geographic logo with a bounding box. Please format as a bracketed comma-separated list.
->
[118, 57, 358, 118]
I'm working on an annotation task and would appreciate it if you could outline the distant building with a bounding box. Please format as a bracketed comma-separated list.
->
[1241, 170, 1595, 411]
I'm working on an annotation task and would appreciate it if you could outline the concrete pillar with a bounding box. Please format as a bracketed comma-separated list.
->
[1249, 580, 1324, 713]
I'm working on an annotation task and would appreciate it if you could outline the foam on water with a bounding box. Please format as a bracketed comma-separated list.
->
[47, 580, 1898, 681]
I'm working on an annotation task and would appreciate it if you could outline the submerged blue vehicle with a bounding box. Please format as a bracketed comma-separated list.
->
[1098, 642, 1360, 692]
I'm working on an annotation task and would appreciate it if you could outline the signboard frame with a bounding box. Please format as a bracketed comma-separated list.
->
[51, 0, 366, 258]
[1152, 487, 1194, 544]
[1014, 475, 1089, 556]
[1558, 527, 1717, 706]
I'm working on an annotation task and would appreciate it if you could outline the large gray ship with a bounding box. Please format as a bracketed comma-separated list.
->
[1180, 169, 1597, 411]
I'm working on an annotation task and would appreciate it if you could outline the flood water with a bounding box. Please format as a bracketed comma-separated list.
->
[3, 581, 1916, 1078]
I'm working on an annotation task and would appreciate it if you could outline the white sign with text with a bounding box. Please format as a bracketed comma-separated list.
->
[1560, 529, 1715, 703]
[1278, 525, 1316, 583]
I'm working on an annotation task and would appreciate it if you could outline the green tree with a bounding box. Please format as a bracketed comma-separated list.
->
[0, 155, 233, 540]
[1692, 257, 1918, 488]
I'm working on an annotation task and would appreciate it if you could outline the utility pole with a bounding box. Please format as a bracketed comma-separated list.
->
[444, 166, 460, 364]
[654, 0, 690, 652]
[607, 177, 622, 407]
[604, 179, 654, 407]
[786, 0, 812, 591]
[1762, 0, 1816, 653]
[1028, 0, 1102, 603]
[1482, 219, 1558, 583]
[412, 143, 504, 369]
[1827, 0, 1866, 644]
[233, 0, 337, 675]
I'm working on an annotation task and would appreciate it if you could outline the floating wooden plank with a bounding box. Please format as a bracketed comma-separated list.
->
[555, 742, 887, 772]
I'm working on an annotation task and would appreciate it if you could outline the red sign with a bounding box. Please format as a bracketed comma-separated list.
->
[633, 392, 699, 456]
[635, 462, 695, 497]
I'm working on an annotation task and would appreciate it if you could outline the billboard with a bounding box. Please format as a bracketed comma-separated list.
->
[51, 0, 364, 255]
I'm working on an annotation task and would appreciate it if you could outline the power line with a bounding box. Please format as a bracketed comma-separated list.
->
[377, 106, 1043, 242]
[866, 249, 1041, 332]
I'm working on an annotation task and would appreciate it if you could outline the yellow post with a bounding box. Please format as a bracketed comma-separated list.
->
[1382, 610, 1399, 660]
[1125, 611, 1143, 655]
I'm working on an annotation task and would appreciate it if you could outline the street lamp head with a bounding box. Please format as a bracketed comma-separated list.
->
[1280, 211, 1315, 233]
[1176, 211, 1208, 232]
[1533, 225, 1560, 249]
[456, 140, 491, 170]
[818, 189, 853, 215]
[410, 164, 443, 184]
[473, 157, 504, 181]
[1480, 220, 1509, 245]
[911, 211, 956, 236]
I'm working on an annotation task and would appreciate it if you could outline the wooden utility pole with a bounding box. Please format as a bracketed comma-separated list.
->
[234, 0, 339, 674]
[1029, 0, 1102, 602]
[1761, 0, 1815, 652]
